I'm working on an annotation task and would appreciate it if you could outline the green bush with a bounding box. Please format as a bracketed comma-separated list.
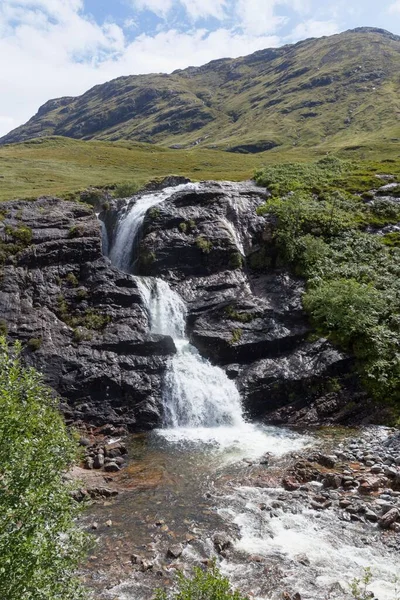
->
[66, 272, 79, 287]
[113, 181, 139, 198]
[27, 337, 42, 351]
[255, 159, 400, 406]
[0, 338, 89, 599]
[155, 562, 247, 600]
[196, 236, 213, 254]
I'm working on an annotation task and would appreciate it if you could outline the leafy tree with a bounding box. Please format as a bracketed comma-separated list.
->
[0, 338, 89, 600]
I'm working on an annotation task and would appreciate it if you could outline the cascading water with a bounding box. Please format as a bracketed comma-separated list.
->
[106, 183, 261, 446]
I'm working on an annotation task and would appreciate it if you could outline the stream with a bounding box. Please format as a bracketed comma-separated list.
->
[88, 184, 400, 600]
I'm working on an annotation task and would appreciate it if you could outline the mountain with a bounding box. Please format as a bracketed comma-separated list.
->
[1, 27, 400, 152]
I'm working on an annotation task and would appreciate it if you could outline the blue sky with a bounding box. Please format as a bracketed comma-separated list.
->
[0, 0, 400, 136]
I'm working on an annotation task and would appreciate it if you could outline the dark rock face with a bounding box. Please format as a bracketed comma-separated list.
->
[0, 181, 372, 430]
[0, 197, 175, 430]
[133, 181, 371, 426]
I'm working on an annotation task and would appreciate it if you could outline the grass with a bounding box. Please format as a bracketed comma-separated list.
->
[0, 136, 399, 202]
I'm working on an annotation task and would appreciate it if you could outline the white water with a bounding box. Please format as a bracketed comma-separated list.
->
[106, 184, 308, 454]
[109, 183, 198, 272]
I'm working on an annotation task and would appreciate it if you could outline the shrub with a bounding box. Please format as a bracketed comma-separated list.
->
[149, 207, 160, 219]
[0, 319, 7, 337]
[155, 562, 247, 600]
[66, 272, 79, 287]
[113, 181, 139, 198]
[196, 236, 213, 254]
[27, 337, 42, 351]
[179, 222, 187, 233]
[229, 328, 243, 345]
[0, 338, 89, 599]
[4, 225, 33, 245]
[229, 252, 243, 269]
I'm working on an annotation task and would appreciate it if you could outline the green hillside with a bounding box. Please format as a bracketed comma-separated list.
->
[1, 28, 399, 154]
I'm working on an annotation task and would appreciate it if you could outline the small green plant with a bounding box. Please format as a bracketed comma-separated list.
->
[72, 327, 92, 343]
[188, 219, 196, 230]
[349, 567, 373, 600]
[229, 328, 243, 345]
[102, 201, 110, 211]
[68, 225, 81, 239]
[149, 207, 160, 219]
[196, 236, 213, 254]
[179, 222, 188, 233]
[229, 251, 243, 269]
[5, 225, 32, 245]
[113, 181, 139, 198]
[66, 272, 79, 287]
[155, 562, 248, 600]
[0, 320, 7, 337]
[76, 288, 88, 301]
[27, 337, 42, 351]
[224, 305, 255, 323]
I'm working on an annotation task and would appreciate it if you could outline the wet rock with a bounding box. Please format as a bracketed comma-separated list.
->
[79, 436, 91, 447]
[213, 532, 233, 553]
[85, 457, 94, 470]
[365, 510, 378, 522]
[282, 476, 300, 491]
[104, 462, 120, 472]
[317, 454, 337, 468]
[0, 197, 176, 431]
[378, 508, 399, 529]
[93, 454, 104, 469]
[167, 544, 184, 559]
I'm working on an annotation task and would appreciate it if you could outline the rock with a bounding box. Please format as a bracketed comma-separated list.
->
[85, 457, 94, 470]
[323, 473, 342, 489]
[282, 477, 300, 491]
[317, 454, 337, 468]
[104, 462, 120, 472]
[359, 477, 382, 494]
[365, 510, 378, 522]
[93, 454, 104, 469]
[91, 522, 99, 530]
[79, 436, 91, 447]
[167, 544, 184, 559]
[213, 532, 233, 553]
[105, 520, 113, 527]
[384, 466, 398, 478]
[370, 465, 382, 474]
[378, 508, 399, 529]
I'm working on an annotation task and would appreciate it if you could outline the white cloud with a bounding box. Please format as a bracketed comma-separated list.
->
[288, 19, 340, 41]
[388, 0, 400, 14]
[180, 0, 228, 20]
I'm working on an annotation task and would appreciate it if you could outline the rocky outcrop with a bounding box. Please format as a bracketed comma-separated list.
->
[0, 180, 373, 430]
[0, 197, 175, 430]
[132, 180, 372, 426]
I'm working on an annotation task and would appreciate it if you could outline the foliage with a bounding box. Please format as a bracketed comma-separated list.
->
[255, 159, 400, 405]
[229, 252, 243, 269]
[57, 296, 110, 331]
[66, 272, 79, 287]
[196, 236, 213, 254]
[229, 328, 243, 345]
[155, 562, 247, 600]
[27, 337, 42, 351]
[113, 181, 139, 198]
[349, 568, 374, 600]
[0, 338, 89, 599]
[5, 225, 33, 245]
[224, 305, 255, 323]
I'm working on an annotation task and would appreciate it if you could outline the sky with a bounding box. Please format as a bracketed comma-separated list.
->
[0, 0, 400, 138]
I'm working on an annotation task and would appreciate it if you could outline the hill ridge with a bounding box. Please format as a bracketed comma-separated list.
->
[2, 27, 400, 152]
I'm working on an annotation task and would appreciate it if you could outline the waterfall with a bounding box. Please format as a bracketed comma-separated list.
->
[109, 183, 197, 272]
[106, 183, 246, 432]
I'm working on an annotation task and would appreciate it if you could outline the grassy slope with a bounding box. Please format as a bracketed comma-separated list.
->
[0, 136, 399, 201]
[1, 29, 399, 155]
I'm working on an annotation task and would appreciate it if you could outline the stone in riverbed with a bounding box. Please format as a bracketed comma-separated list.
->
[378, 508, 399, 528]
[104, 462, 120, 472]
[213, 532, 233, 553]
[167, 544, 184, 559]
[93, 453, 104, 469]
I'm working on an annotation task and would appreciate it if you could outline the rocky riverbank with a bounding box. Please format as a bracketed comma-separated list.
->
[80, 425, 400, 600]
